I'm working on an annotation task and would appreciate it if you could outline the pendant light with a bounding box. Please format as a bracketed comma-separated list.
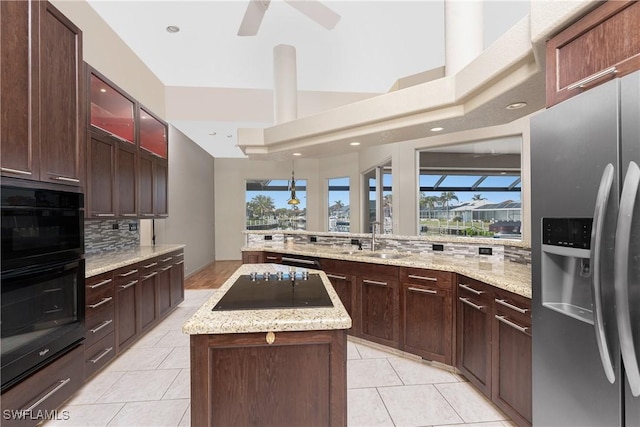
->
[287, 160, 300, 205]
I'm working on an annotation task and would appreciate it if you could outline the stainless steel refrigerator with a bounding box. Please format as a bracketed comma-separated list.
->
[531, 70, 640, 426]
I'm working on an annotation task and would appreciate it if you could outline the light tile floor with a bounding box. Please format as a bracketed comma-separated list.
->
[46, 290, 514, 427]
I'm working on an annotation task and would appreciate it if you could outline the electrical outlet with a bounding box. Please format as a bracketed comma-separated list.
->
[432, 244, 444, 252]
[129, 223, 138, 231]
[310, 236, 317, 243]
[112, 223, 119, 230]
[479, 247, 493, 256]
[264, 235, 273, 241]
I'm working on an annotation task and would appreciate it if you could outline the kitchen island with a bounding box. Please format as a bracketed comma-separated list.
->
[183, 263, 352, 427]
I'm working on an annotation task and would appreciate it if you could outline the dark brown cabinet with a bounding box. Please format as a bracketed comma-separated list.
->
[242, 251, 264, 264]
[139, 259, 159, 332]
[357, 263, 400, 347]
[1, 0, 84, 186]
[114, 264, 140, 351]
[319, 258, 357, 333]
[87, 131, 117, 218]
[157, 253, 177, 318]
[170, 252, 185, 307]
[401, 268, 453, 365]
[492, 290, 532, 427]
[546, 0, 640, 107]
[456, 276, 493, 396]
[117, 142, 138, 217]
[84, 272, 116, 379]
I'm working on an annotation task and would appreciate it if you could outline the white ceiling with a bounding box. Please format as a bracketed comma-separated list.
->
[86, 0, 531, 158]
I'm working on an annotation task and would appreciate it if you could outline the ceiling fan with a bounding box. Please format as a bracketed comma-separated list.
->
[238, 0, 341, 36]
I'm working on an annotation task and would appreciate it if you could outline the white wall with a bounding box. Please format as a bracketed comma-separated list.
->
[149, 126, 215, 277]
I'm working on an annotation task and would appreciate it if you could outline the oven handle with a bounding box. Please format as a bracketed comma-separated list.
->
[23, 378, 71, 412]
[1, 258, 82, 280]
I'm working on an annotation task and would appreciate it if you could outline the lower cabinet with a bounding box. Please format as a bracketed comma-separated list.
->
[84, 271, 116, 379]
[242, 251, 263, 264]
[319, 258, 357, 333]
[139, 258, 160, 331]
[400, 268, 453, 365]
[114, 264, 140, 351]
[170, 252, 185, 307]
[357, 263, 400, 347]
[1, 344, 85, 427]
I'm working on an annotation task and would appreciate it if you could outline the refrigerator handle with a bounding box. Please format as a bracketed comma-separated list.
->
[615, 161, 640, 397]
[590, 163, 617, 384]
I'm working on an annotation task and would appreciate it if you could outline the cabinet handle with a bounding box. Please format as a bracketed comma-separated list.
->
[160, 257, 173, 262]
[142, 213, 155, 217]
[495, 298, 529, 314]
[88, 297, 113, 309]
[408, 274, 437, 282]
[90, 319, 113, 334]
[495, 315, 529, 333]
[89, 278, 113, 289]
[281, 257, 316, 265]
[567, 66, 617, 91]
[175, 260, 185, 265]
[121, 214, 137, 217]
[143, 262, 158, 269]
[176, 253, 184, 257]
[363, 279, 388, 287]
[119, 280, 138, 290]
[161, 265, 173, 271]
[142, 272, 158, 279]
[265, 256, 280, 261]
[1, 167, 32, 175]
[22, 378, 71, 412]
[89, 347, 114, 364]
[118, 269, 138, 277]
[51, 176, 80, 183]
[459, 297, 484, 311]
[326, 273, 347, 280]
[408, 286, 437, 295]
[458, 283, 484, 295]
[157, 214, 169, 218]
[94, 213, 116, 217]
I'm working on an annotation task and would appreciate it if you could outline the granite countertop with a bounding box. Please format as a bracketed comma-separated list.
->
[85, 244, 186, 278]
[243, 244, 532, 298]
[182, 263, 352, 335]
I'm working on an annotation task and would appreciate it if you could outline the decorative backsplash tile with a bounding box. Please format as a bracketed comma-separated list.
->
[245, 232, 531, 265]
[85, 219, 140, 255]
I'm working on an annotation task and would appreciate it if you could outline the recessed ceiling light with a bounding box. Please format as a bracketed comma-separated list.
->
[350, 142, 361, 146]
[293, 152, 302, 156]
[506, 102, 527, 110]
[141, 115, 147, 119]
[208, 132, 216, 136]
[166, 25, 180, 33]
[430, 127, 444, 132]
[227, 134, 232, 138]
[100, 88, 107, 93]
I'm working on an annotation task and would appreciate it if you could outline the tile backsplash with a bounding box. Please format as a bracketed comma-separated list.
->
[84, 219, 140, 255]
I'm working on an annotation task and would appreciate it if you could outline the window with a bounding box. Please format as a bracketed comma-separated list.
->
[245, 179, 307, 230]
[363, 162, 392, 234]
[328, 177, 350, 232]
[418, 137, 521, 239]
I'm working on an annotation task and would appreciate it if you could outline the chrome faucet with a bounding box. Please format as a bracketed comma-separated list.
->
[371, 221, 380, 251]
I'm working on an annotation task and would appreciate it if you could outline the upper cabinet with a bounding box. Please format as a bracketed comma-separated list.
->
[546, 0, 640, 107]
[86, 66, 168, 219]
[1, 0, 84, 186]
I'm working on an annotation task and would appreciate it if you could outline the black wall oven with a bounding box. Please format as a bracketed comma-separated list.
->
[1, 182, 85, 391]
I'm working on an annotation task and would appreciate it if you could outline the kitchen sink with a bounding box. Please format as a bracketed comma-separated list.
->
[363, 252, 409, 259]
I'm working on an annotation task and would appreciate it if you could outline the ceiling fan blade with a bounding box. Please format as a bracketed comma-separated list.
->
[284, 0, 341, 30]
[238, 0, 271, 37]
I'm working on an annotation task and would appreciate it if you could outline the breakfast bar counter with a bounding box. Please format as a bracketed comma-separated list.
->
[183, 263, 351, 427]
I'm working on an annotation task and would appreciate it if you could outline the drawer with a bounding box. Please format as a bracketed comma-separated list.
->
[112, 264, 139, 284]
[1, 344, 84, 427]
[85, 271, 114, 301]
[263, 252, 282, 263]
[86, 279, 114, 308]
[401, 267, 453, 290]
[84, 332, 115, 380]
[85, 301, 115, 348]
[494, 290, 531, 327]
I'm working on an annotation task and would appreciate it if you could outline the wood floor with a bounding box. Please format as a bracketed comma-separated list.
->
[185, 260, 242, 290]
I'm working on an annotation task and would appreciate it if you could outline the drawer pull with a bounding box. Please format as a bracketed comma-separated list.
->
[1, 167, 32, 175]
[265, 256, 280, 261]
[408, 287, 437, 295]
[363, 279, 388, 287]
[89, 347, 114, 364]
[459, 283, 484, 295]
[326, 274, 347, 280]
[161, 265, 173, 271]
[408, 274, 437, 282]
[495, 315, 529, 333]
[459, 297, 484, 311]
[121, 213, 137, 217]
[176, 253, 184, 257]
[89, 278, 113, 289]
[142, 272, 158, 279]
[175, 260, 185, 265]
[90, 319, 113, 334]
[143, 262, 158, 269]
[495, 298, 529, 314]
[118, 269, 138, 277]
[88, 297, 113, 309]
[142, 214, 155, 217]
[281, 257, 316, 265]
[23, 378, 71, 412]
[51, 176, 80, 183]
[160, 257, 173, 262]
[94, 213, 115, 217]
[119, 280, 138, 290]
[567, 66, 617, 91]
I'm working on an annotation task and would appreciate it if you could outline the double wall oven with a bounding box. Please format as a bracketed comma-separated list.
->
[1, 181, 85, 392]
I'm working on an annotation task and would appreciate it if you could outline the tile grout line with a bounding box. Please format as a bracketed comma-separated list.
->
[374, 386, 398, 427]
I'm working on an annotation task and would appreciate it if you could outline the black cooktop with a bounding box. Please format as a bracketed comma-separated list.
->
[212, 273, 334, 311]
